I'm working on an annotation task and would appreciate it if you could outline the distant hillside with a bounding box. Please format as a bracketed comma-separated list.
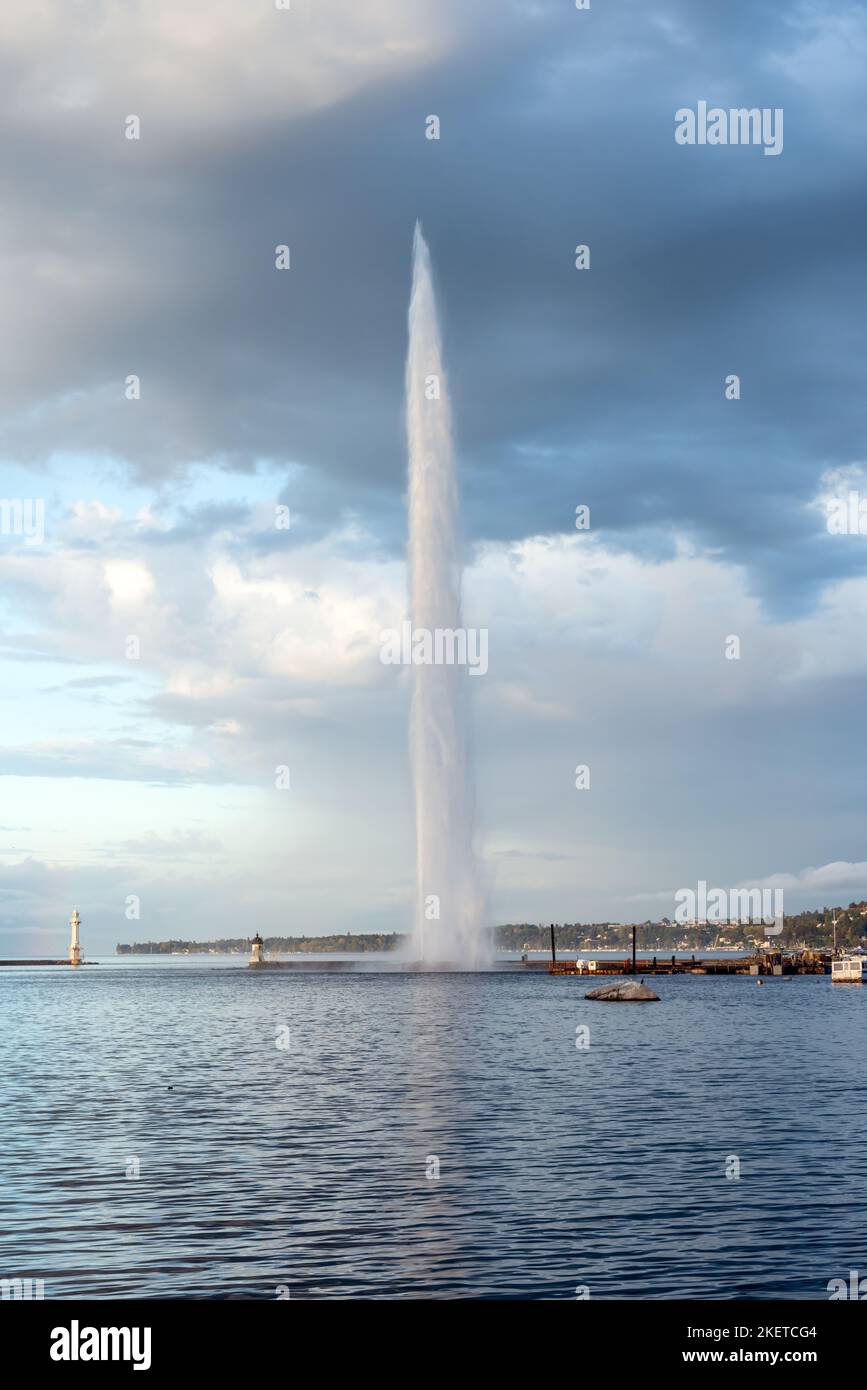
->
[116, 933, 402, 955]
[117, 903, 867, 954]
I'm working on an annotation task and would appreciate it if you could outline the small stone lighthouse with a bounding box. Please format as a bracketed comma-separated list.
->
[68, 908, 82, 967]
[250, 932, 264, 967]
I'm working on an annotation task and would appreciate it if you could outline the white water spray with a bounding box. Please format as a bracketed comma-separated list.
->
[405, 224, 489, 968]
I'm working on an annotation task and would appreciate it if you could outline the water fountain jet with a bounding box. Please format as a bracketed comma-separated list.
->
[405, 224, 490, 969]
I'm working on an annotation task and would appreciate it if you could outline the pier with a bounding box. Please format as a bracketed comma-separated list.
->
[546, 921, 831, 976]
[548, 954, 831, 977]
[0, 907, 92, 967]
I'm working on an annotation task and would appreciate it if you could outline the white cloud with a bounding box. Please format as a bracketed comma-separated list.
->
[7, 513, 867, 761]
[103, 558, 156, 608]
[0, 0, 455, 127]
[762, 861, 867, 895]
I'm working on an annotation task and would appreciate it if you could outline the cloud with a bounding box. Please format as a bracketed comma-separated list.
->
[762, 862, 867, 895]
[0, 1, 453, 126]
[107, 829, 224, 860]
[769, 4, 867, 108]
[633, 862, 867, 910]
[0, 738, 223, 785]
[42, 675, 131, 692]
[0, 0, 862, 622]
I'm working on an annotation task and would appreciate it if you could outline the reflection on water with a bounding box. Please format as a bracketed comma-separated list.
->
[1, 962, 866, 1299]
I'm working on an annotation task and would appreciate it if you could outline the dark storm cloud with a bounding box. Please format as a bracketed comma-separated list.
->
[2, 1, 865, 614]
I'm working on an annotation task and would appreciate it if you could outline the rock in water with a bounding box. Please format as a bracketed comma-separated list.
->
[585, 979, 660, 1002]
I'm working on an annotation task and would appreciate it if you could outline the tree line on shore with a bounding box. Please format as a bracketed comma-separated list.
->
[116, 903, 867, 954]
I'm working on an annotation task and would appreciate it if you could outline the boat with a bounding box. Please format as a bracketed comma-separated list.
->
[831, 955, 863, 983]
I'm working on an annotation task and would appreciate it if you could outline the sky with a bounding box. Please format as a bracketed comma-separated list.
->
[2, 0, 867, 954]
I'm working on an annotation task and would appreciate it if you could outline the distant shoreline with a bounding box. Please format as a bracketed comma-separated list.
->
[115, 906, 867, 957]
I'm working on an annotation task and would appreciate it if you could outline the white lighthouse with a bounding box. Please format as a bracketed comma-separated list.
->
[250, 932, 264, 967]
[68, 907, 82, 967]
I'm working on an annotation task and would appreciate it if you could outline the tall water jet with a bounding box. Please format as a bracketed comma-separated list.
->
[405, 223, 489, 968]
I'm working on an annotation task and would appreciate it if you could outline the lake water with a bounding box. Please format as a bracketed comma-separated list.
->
[2, 958, 866, 1299]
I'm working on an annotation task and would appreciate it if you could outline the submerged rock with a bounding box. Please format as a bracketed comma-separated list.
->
[585, 979, 660, 1002]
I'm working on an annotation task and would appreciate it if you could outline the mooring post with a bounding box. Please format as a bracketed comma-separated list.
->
[550, 923, 556, 965]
